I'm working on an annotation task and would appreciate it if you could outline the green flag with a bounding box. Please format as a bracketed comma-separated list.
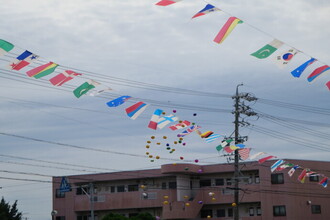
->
[216, 145, 223, 151]
[0, 39, 14, 56]
[251, 39, 283, 59]
[73, 80, 100, 98]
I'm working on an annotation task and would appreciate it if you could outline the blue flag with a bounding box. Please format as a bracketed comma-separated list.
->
[291, 58, 316, 78]
[106, 96, 131, 107]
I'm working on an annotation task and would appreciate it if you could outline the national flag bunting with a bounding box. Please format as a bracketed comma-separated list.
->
[288, 165, 299, 177]
[270, 159, 284, 172]
[192, 4, 220, 19]
[200, 131, 214, 138]
[26, 62, 59, 79]
[326, 81, 330, 90]
[177, 125, 201, 137]
[125, 101, 148, 120]
[169, 120, 191, 130]
[319, 177, 328, 188]
[291, 58, 316, 78]
[205, 134, 221, 143]
[8, 50, 39, 70]
[73, 80, 100, 98]
[220, 139, 233, 148]
[249, 152, 265, 160]
[238, 148, 251, 160]
[49, 70, 82, 86]
[275, 48, 298, 68]
[106, 96, 131, 107]
[251, 39, 283, 59]
[155, 0, 181, 6]
[213, 17, 243, 44]
[88, 88, 112, 96]
[298, 168, 308, 183]
[258, 155, 276, 164]
[224, 145, 240, 153]
[276, 163, 294, 171]
[307, 65, 330, 83]
[148, 109, 163, 130]
[157, 114, 178, 129]
[0, 39, 14, 56]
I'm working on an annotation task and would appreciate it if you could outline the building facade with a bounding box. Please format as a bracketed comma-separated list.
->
[52, 159, 330, 220]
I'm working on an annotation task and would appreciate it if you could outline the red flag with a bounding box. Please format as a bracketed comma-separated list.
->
[238, 148, 251, 160]
[258, 155, 276, 164]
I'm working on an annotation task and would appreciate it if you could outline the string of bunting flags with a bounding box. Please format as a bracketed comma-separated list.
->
[154, 1, 330, 90]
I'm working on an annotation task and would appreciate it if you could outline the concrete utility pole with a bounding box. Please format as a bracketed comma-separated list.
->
[90, 182, 95, 220]
[232, 84, 258, 220]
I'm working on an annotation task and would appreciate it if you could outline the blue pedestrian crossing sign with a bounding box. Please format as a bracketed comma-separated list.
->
[60, 177, 71, 193]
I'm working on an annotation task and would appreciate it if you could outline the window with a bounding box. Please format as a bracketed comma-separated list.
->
[271, 173, 284, 184]
[255, 175, 260, 184]
[200, 179, 211, 187]
[309, 175, 319, 182]
[249, 207, 254, 216]
[161, 182, 167, 189]
[55, 189, 65, 198]
[228, 208, 233, 217]
[226, 178, 232, 186]
[273, 205, 286, 216]
[215, 178, 224, 186]
[216, 209, 226, 217]
[77, 216, 88, 220]
[56, 217, 65, 220]
[201, 209, 213, 218]
[311, 205, 321, 214]
[256, 207, 262, 216]
[128, 184, 139, 192]
[110, 186, 115, 193]
[169, 182, 177, 189]
[76, 186, 88, 195]
[117, 185, 125, 192]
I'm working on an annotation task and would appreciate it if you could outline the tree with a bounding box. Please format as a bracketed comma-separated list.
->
[101, 212, 155, 220]
[0, 197, 22, 220]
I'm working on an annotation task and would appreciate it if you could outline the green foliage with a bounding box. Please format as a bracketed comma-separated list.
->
[0, 197, 22, 220]
[101, 212, 156, 220]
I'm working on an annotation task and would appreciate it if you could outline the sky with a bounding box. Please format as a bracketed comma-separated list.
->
[0, 0, 329, 219]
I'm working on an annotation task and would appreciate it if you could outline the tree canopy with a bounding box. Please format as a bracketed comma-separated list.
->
[0, 197, 22, 220]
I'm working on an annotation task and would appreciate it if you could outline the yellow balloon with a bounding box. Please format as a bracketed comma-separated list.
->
[232, 202, 237, 207]
[212, 197, 216, 201]
[146, 145, 150, 148]
[163, 136, 167, 139]
[140, 185, 145, 189]
[156, 156, 160, 159]
[183, 195, 189, 199]
[163, 201, 169, 205]
[151, 136, 155, 139]
[185, 202, 190, 206]
[157, 142, 161, 145]
[147, 141, 151, 143]
[163, 195, 169, 199]
[146, 152, 149, 155]
[207, 215, 211, 219]
[149, 155, 153, 158]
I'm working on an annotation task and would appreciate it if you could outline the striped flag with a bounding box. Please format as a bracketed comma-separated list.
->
[213, 17, 243, 44]
[155, 0, 181, 6]
[192, 4, 220, 19]
[148, 109, 163, 130]
[276, 163, 294, 171]
[326, 81, 330, 90]
[0, 39, 14, 56]
[200, 131, 214, 138]
[288, 165, 299, 177]
[220, 139, 233, 148]
[249, 152, 265, 160]
[8, 50, 39, 70]
[270, 159, 284, 172]
[177, 125, 201, 137]
[169, 120, 191, 130]
[307, 65, 330, 83]
[125, 102, 148, 120]
[258, 155, 276, 164]
[73, 80, 100, 98]
[238, 148, 251, 160]
[157, 114, 178, 129]
[205, 134, 221, 143]
[49, 70, 82, 86]
[291, 57, 316, 78]
[26, 62, 59, 78]
[298, 169, 308, 183]
[319, 177, 328, 188]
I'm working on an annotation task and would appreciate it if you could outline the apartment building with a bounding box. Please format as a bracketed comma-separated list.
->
[52, 159, 330, 220]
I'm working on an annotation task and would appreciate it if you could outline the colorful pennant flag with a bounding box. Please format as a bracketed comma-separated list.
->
[0, 39, 14, 56]
[220, 139, 233, 148]
[192, 4, 220, 19]
[249, 152, 265, 160]
[258, 155, 276, 164]
[275, 48, 298, 68]
[251, 39, 283, 59]
[288, 165, 299, 177]
[213, 17, 243, 44]
[200, 131, 214, 138]
[8, 50, 39, 70]
[177, 125, 201, 137]
[298, 168, 308, 183]
[157, 114, 178, 129]
[26, 62, 59, 79]
[236, 144, 245, 148]
[307, 65, 330, 83]
[49, 70, 82, 86]
[73, 80, 100, 98]
[205, 134, 221, 143]
[216, 145, 223, 152]
[270, 159, 284, 172]
[291, 57, 316, 78]
[276, 163, 294, 171]
[224, 145, 239, 153]
[88, 88, 112, 96]
[155, 0, 181, 6]
[148, 109, 163, 130]
[106, 96, 131, 107]
[238, 148, 251, 160]
[169, 120, 191, 130]
[319, 177, 328, 188]
[326, 81, 330, 90]
[125, 101, 149, 120]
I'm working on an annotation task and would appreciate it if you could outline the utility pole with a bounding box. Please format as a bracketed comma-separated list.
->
[232, 84, 258, 220]
[90, 182, 95, 220]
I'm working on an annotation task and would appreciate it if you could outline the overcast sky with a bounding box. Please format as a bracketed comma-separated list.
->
[0, 0, 329, 219]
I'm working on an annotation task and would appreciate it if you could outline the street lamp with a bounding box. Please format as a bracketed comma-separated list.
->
[51, 210, 58, 220]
